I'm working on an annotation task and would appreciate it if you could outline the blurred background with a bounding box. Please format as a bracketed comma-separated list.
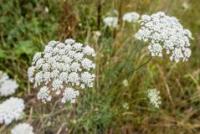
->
[0, 0, 200, 133]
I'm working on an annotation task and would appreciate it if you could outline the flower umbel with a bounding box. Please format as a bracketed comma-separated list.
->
[103, 16, 118, 28]
[147, 89, 162, 108]
[11, 123, 34, 134]
[0, 97, 25, 125]
[135, 12, 192, 62]
[123, 12, 140, 23]
[61, 88, 80, 103]
[0, 71, 18, 96]
[28, 38, 95, 103]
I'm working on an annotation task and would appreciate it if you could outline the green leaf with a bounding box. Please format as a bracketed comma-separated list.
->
[0, 49, 6, 59]
[15, 40, 38, 56]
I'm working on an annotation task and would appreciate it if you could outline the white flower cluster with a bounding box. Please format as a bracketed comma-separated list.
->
[0, 97, 25, 125]
[147, 89, 162, 108]
[123, 12, 140, 23]
[135, 12, 192, 62]
[103, 17, 118, 28]
[61, 88, 80, 103]
[0, 71, 18, 96]
[11, 123, 34, 134]
[28, 38, 96, 103]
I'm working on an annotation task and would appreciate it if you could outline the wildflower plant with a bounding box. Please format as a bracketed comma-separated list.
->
[28, 38, 96, 104]
[0, 71, 18, 96]
[135, 12, 192, 62]
[11, 123, 34, 134]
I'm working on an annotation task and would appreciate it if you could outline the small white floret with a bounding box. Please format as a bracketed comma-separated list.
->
[61, 88, 79, 103]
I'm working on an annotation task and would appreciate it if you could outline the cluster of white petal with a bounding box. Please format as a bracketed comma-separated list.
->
[147, 89, 162, 108]
[103, 17, 118, 28]
[0, 97, 25, 125]
[135, 12, 192, 62]
[0, 71, 18, 96]
[123, 12, 140, 23]
[11, 123, 34, 134]
[61, 88, 80, 103]
[28, 38, 95, 103]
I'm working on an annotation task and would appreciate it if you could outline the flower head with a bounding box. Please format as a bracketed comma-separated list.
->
[135, 12, 192, 62]
[147, 89, 162, 108]
[103, 17, 118, 28]
[11, 123, 34, 134]
[123, 12, 140, 23]
[0, 97, 25, 125]
[28, 38, 95, 103]
[61, 88, 79, 103]
[37, 86, 52, 103]
[0, 71, 18, 97]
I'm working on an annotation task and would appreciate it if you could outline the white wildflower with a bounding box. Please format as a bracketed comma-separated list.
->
[59, 72, 68, 82]
[103, 16, 118, 28]
[52, 79, 63, 91]
[123, 12, 140, 23]
[62, 56, 73, 64]
[47, 40, 57, 47]
[73, 43, 83, 51]
[0, 97, 25, 125]
[83, 45, 96, 57]
[135, 11, 192, 62]
[81, 58, 95, 70]
[32, 52, 42, 64]
[11, 123, 34, 134]
[37, 86, 52, 103]
[50, 69, 60, 78]
[43, 72, 51, 83]
[28, 38, 95, 103]
[44, 46, 53, 53]
[0, 71, 18, 96]
[27, 67, 35, 83]
[64, 38, 75, 45]
[70, 62, 81, 72]
[56, 42, 65, 49]
[61, 88, 79, 103]
[68, 72, 80, 85]
[64, 44, 73, 53]
[68, 50, 76, 58]
[34, 71, 43, 87]
[80, 72, 95, 88]
[148, 43, 163, 57]
[42, 63, 50, 72]
[147, 89, 162, 108]
[74, 52, 84, 61]
[58, 49, 66, 55]
[122, 79, 129, 87]
[35, 58, 44, 69]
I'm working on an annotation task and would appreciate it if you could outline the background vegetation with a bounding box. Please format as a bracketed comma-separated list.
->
[0, 0, 200, 133]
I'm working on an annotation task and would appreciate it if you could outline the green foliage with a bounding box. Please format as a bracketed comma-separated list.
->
[14, 40, 38, 56]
